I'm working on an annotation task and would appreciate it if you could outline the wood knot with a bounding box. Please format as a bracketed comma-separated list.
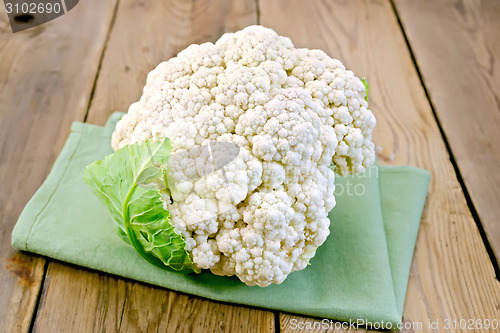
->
[5, 252, 37, 287]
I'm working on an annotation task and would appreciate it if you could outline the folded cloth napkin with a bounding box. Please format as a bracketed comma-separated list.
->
[12, 112, 430, 328]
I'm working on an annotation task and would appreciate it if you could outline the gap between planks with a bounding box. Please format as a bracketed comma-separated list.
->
[26, 1, 122, 329]
[27, 260, 48, 333]
[255, 0, 500, 331]
[0, 0, 118, 331]
[31, 1, 276, 333]
[388, 0, 500, 281]
[83, 0, 121, 123]
[25, 0, 500, 332]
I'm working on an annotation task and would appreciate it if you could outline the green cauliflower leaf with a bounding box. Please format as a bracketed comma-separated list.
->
[83, 138, 199, 273]
[362, 77, 369, 102]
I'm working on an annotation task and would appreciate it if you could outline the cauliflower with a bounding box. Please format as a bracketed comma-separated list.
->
[111, 25, 376, 287]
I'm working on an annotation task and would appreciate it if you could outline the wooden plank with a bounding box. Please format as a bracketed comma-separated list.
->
[118, 279, 274, 332]
[0, 1, 117, 332]
[258, 0, 500, 332]
[394, 0, 500, 264]
[33, 264, 128, 332]
[32, 0, 275, 332]
[86, 0, 258, 126]
[33, 263, 275, 332]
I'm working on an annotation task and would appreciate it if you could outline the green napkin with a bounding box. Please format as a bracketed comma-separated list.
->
[12, 113, 430, 328]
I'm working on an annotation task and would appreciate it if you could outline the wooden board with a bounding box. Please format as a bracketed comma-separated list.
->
[394, 0, 500, 264]
[258, 0, 500, 332]
[0, 1, 116, 332]
[32, 0, 276, 332]
[86, 0, 258, 126]
[33, 263, 274, 332]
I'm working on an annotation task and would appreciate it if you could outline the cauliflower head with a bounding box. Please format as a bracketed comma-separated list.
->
[111, 25, 376, 287]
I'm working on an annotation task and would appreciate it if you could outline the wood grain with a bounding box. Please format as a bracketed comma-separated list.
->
[394, 0, 500, 264]
[258, 0, 500, 332]
[0, 1, 116, 331]
[86, 0, 258, 126]
[33, 263, 275, 333]
[32, 1, 275, 332]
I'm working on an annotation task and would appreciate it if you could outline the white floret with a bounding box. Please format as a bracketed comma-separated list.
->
[111, 25, 376, 287]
